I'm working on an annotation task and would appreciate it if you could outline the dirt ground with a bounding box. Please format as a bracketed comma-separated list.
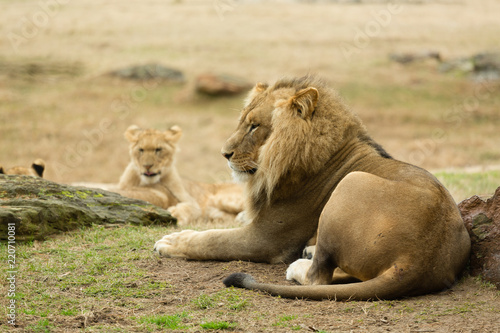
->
[136, 258, 499, 333]
[45, 253, 500, 333]
[6, 222, 499, 333]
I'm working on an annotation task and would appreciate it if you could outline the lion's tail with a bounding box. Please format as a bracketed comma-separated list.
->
[223, 268, 427, 301]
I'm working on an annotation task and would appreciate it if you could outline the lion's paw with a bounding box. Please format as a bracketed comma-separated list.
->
[153, 230, 195, 258]
[302, 245, 316, 259]
[286, 259, 312, 285]
[168, 202, 201, 225]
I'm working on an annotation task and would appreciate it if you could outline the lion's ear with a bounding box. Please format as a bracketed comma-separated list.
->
[244, 82, 268, 106]
[0, 166, 4, 174]
[125, 125, 141, 142]
[291, 87, 319, 120]
[32, 159, 45, 177]
[166, 125, 183, 143]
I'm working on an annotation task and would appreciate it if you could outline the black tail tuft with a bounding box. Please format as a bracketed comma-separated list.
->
[223, 273, 256, 289]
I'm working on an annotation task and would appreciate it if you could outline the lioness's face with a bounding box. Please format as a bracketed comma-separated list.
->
[125, 126, 182, 185]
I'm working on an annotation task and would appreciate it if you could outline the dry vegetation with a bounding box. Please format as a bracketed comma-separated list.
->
[1, 0, 500, 197]
[1, 0, 500, 332]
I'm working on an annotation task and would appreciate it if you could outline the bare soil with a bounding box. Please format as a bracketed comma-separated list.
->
[3, 222, 499, 333]
[132, 259, 500, 333]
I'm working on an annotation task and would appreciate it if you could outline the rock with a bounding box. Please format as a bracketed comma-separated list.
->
[473, 52, 500, 72]
[195, 73, 252, 96]
[389, 51, 441, 64]
[0, 175, 176, 241]
[0, 60, 84, 78]
[438, 57, 474, 73]
[458, 186, 500, 289]
[109, 63, 185, 82]
[438, 51, 500, 81]
[472, 52, 500, 81]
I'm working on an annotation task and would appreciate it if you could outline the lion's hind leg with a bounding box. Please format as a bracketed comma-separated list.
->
[168, 202, 202, 225]
[207, 192, 245, 215]
[287, 241, 337, 286]
[286, 259, 313, 284]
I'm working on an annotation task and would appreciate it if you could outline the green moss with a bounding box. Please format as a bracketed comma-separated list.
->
[60, 190, 74, 198]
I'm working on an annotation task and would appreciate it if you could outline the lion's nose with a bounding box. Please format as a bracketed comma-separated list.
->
[222, 151, 234, 160]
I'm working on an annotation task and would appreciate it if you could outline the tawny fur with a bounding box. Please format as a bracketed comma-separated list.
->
[154, 75, 470, 300]
[0, 159, 45, 177]
[117, 125, 244, 225]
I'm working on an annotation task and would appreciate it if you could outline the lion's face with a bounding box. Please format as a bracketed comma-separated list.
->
[221, 83, 274, 182]
[221, 82, 320, 187]
[125, 125, 182, 185]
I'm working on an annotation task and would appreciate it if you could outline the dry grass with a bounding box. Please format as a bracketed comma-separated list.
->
[2, 1, 499, 185]
[2, 1, 500, 190]
[2, 223, 499, 333]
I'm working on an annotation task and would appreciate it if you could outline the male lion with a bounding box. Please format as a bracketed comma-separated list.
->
[154, 75, 471, 300]
[0, 159, 45, 177]
[119, 125, 244, 225]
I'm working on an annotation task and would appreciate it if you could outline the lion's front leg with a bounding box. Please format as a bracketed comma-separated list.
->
[153, 225, 296, 263]
[154, 228, 249, 261]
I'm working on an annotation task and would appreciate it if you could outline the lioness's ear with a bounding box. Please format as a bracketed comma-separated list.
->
[125, 125, 141, 142]
[244, 82, 268, 106]
[290, 87, 319, 120]
[32, 159, 45, 177]
[166, 125, 183, 143]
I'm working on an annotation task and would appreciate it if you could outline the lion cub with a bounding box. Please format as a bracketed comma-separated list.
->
[118, 125, 244, 225]
[0, 159, 45, 177]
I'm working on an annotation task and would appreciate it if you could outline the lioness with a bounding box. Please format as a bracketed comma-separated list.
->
[0, 159, 45, 177]
[154, 75, 471, 300]
[119, 125, 244, 225]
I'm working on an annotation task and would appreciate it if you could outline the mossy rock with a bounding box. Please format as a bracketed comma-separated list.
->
[0, 175, 176, 241]
[459, 186, 500, 289]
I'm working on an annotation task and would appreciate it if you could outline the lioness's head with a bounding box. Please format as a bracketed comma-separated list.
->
[125, 125, 182, 185]
[221, 75, 363, 198]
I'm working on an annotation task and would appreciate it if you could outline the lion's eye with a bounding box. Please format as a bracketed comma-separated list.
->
[249, 124, 260, 133]
[138, 148, 144, 153]
[155, 148, 162, 153]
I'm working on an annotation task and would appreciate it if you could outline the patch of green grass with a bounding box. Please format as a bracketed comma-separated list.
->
[138, 312, 189, 330]
[444, 302, 476, 315]
[434, 169, 500, 201]
[473, 276, 498, 290]
[0, 224, 175, 330]
[60, 308, 78, 316]
[200, 321, 238, 330]
[27, 318, 54, 333]
[272, 314, 298, 327]
[83, 279, 168, 299]
[193, 294, 216, 309]
[192, 288, 250, 311]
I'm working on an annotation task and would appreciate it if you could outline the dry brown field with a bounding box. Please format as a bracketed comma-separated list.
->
[1, 0, 499, 332]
